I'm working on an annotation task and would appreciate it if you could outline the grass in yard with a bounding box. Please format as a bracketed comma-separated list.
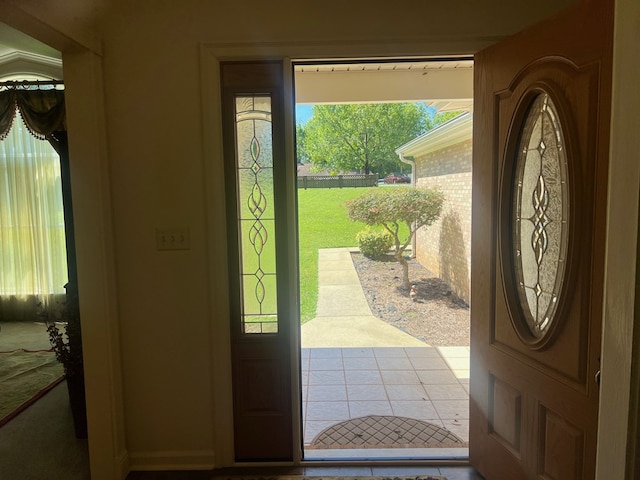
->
[298, 188, 369, 323]
[297, 187, 408, 324]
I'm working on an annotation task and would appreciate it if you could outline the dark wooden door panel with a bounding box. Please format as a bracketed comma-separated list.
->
[221, 61, 295, 462]
[232, 342, 293, 460]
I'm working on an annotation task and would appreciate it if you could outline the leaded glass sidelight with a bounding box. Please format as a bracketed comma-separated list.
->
[235, 95, 278, 334]
[512, 93, 569, 339]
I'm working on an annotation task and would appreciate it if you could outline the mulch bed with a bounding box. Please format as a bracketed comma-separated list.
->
[351, 253, 470, 346]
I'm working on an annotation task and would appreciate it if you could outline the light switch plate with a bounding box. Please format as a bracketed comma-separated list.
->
[156, 228, 190, 250]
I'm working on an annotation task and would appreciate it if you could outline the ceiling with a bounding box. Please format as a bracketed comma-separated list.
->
[0, 22, 472, 110]
[0, 22, 62, 80]
[295, 60, 473, 111]
[0, 22, 60, 59]
[295, 60, 473, 73]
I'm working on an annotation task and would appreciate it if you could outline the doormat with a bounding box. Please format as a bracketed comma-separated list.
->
[0, 349, 64, 427]
[308, 415, 466, 449]
[216, 477, 447, 480]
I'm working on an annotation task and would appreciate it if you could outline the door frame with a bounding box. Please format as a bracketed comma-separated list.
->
[200, 31, 638, 472]
[596, 1, 640, 477]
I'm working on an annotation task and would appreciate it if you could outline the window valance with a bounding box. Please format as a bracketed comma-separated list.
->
[0, 89, 65, 142]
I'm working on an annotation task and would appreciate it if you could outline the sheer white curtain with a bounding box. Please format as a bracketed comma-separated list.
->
[0, 112, 68, 301]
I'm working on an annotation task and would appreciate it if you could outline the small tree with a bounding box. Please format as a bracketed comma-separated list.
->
[346, 187, 445, 291]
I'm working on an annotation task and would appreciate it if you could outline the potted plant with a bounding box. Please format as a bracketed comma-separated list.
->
[39, 284, 87, 439]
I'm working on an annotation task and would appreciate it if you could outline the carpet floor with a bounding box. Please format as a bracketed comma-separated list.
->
[309, 415, 466, 449]
[0, 349, 64, 427]
[0, 380, 90, 480]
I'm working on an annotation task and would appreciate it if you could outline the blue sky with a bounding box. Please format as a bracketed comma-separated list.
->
[295, 104, 313, 125]
[295, 102, 436, 126]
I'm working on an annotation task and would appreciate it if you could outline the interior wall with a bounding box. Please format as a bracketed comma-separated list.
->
[97, 0, 580, 470]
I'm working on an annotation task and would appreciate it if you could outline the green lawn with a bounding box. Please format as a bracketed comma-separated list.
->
[298, 187, 370, 323]
[297, 187, 409, 324]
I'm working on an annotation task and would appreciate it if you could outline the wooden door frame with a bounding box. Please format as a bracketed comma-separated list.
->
[597, 1, 640, 477]
[200, 26, 638, 472]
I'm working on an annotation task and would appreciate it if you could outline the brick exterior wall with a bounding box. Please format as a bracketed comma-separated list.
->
[414, 138, 472, 304]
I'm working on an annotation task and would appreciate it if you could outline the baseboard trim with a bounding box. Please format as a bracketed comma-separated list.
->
[116, 450, 130, 479]
[129, 450, 215, 471]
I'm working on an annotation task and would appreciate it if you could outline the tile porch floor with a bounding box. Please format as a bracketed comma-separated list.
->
[301, 345, 470, 458]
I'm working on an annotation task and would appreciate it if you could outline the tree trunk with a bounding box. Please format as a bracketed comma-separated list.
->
[396, 254, 411, 291]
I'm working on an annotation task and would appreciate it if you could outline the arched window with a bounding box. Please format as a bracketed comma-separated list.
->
[0, 109, 67, 298]
[0, 77, 67, 317]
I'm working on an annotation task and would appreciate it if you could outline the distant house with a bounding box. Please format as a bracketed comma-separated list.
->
[297, 162, 328, 176]
[395, 112, 472, 304]
[296, 162, 355, 177]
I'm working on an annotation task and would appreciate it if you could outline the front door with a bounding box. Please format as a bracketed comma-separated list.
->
[469, 1, 613, 479]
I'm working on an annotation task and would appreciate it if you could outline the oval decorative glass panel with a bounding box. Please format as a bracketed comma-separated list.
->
[512, 93, 569, 339]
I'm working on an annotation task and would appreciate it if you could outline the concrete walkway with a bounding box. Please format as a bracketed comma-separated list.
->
[299, 248, 470, 452]
[301, 248, 425, 347]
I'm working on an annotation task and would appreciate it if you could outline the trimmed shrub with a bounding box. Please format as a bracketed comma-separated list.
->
[346, 186, 444, 229]
[346, 186, 445, 290]
[356, 229, 393, 259]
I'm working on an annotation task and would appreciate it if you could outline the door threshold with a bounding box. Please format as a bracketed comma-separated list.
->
[303, 447, 469, 462]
